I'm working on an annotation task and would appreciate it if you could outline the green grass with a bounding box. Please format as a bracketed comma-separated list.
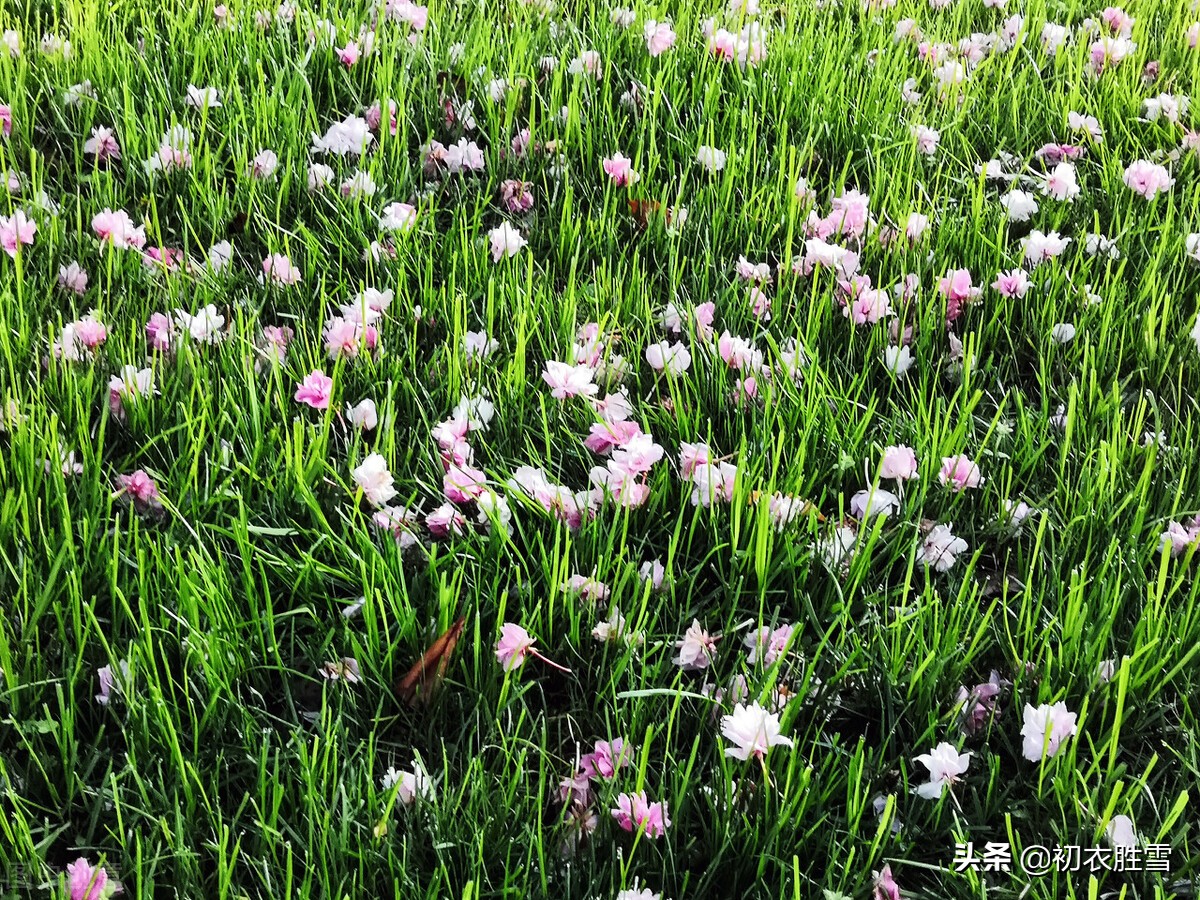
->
[0, 0, 1199, 897]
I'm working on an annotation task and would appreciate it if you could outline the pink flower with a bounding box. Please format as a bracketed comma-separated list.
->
[66, 858, 118, 900]
[259, 325, 293, 365]
[580, 738, 631, 779]
[543, 361, 598, 399]
[262, 253, 301, 285]
[338, 41, 360, 66]
[744, 623, 795, 665]
[690, 461, 737, 507]
[92, 209, 146, 250]
[938, 268, 977, 322]
[938, 455, 982, 491]
[0, 209, 36, 257]
[879, 445, 918, 481]
[365, 99, 399, 135]
[956, 671, 1006, 734]
[495, 622, 536, 670]
[74, 315, 109, 350]
[678, 442, 712, 478]
[426, 502, 467, 537]
[146, 313, 175, 352]
[499, 179, 534, 213]
[584, 420, 643, 454]
[643, 20, 676, 56]
[117, 470, 162, 510]
[675, 619, 717, 670]
[602, 152, 639, 187]
[84, 125, 121, 161]
[444, 464, 487, 503]
[611, 791, 670, 838]
[873, 865, 900, 900]
[1123, 160, 1174, 200]
[295, 370, 334, 409]
[0, 104, 10, 138]
[992, 268, 1031, 298]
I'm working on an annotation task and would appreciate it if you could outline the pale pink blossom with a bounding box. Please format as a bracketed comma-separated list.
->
[938, 455, 982, 491]
[643, 20, 677, 56]
[645, 340, 691, 375]
[1123, 160, 1174, 200]
[992, 268, 1031, 298]
[880, 446, 919, 481]
[1021, 701, 1078, 760]
[262, 253, 301, 285]
[543, 361, 598, 399]
[84, 125, 120, 161]
[744, 623, 794, 665]
[913, 742, 971, 800]
[0, 209, 36, 257]
[495, 622, 536, 670]
[721, 701, 793, 760]
[915, 523, 969, 571]
[488, 222, 526, 261]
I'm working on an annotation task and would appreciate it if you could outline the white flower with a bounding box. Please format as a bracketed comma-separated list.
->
[1021, 701, 1078, 761]
[382, 762, 433, 805]
[819, 525, 858, 569]
[1067, 111, 1104, 142]
[913, 742, 971, 800]
[1022, 230, 1071, 267]
[1106, 815, 1137, 848]
[912, 124, 940, 155]
[207, 240, 232, 272]
[186, 84, 221, 109]
[1191, 309, 1200, 353]
[1050, 323, 1076, 343]
[352, 452, 397, 506]
[346, 398, 378, 431]
[720, 702, 793, 760]
[109, 364, 154, 402]
[882, 345, 913, 377]
[916, 524, 968, 572]
[249, 148, 278, 178]
[340, 169, 377, 200]
[999, 189, 1038, 222]
[307, 163, 335, 191]
[645, 340, 691, 375]
[488, 222, 527, 262]
[695, 145, 727, 172]
[850, 487, 900, 519]
[1084, 233, 1119, 259]
[464, 331, 499, 360]
[311, 114, 374, 155]
[175, 304, 225, 343]
[611, 8, 636, 27]
[379, 202, 417, 232]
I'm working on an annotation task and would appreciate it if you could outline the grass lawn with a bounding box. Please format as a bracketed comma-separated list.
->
[1, 0, 1199, 897]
